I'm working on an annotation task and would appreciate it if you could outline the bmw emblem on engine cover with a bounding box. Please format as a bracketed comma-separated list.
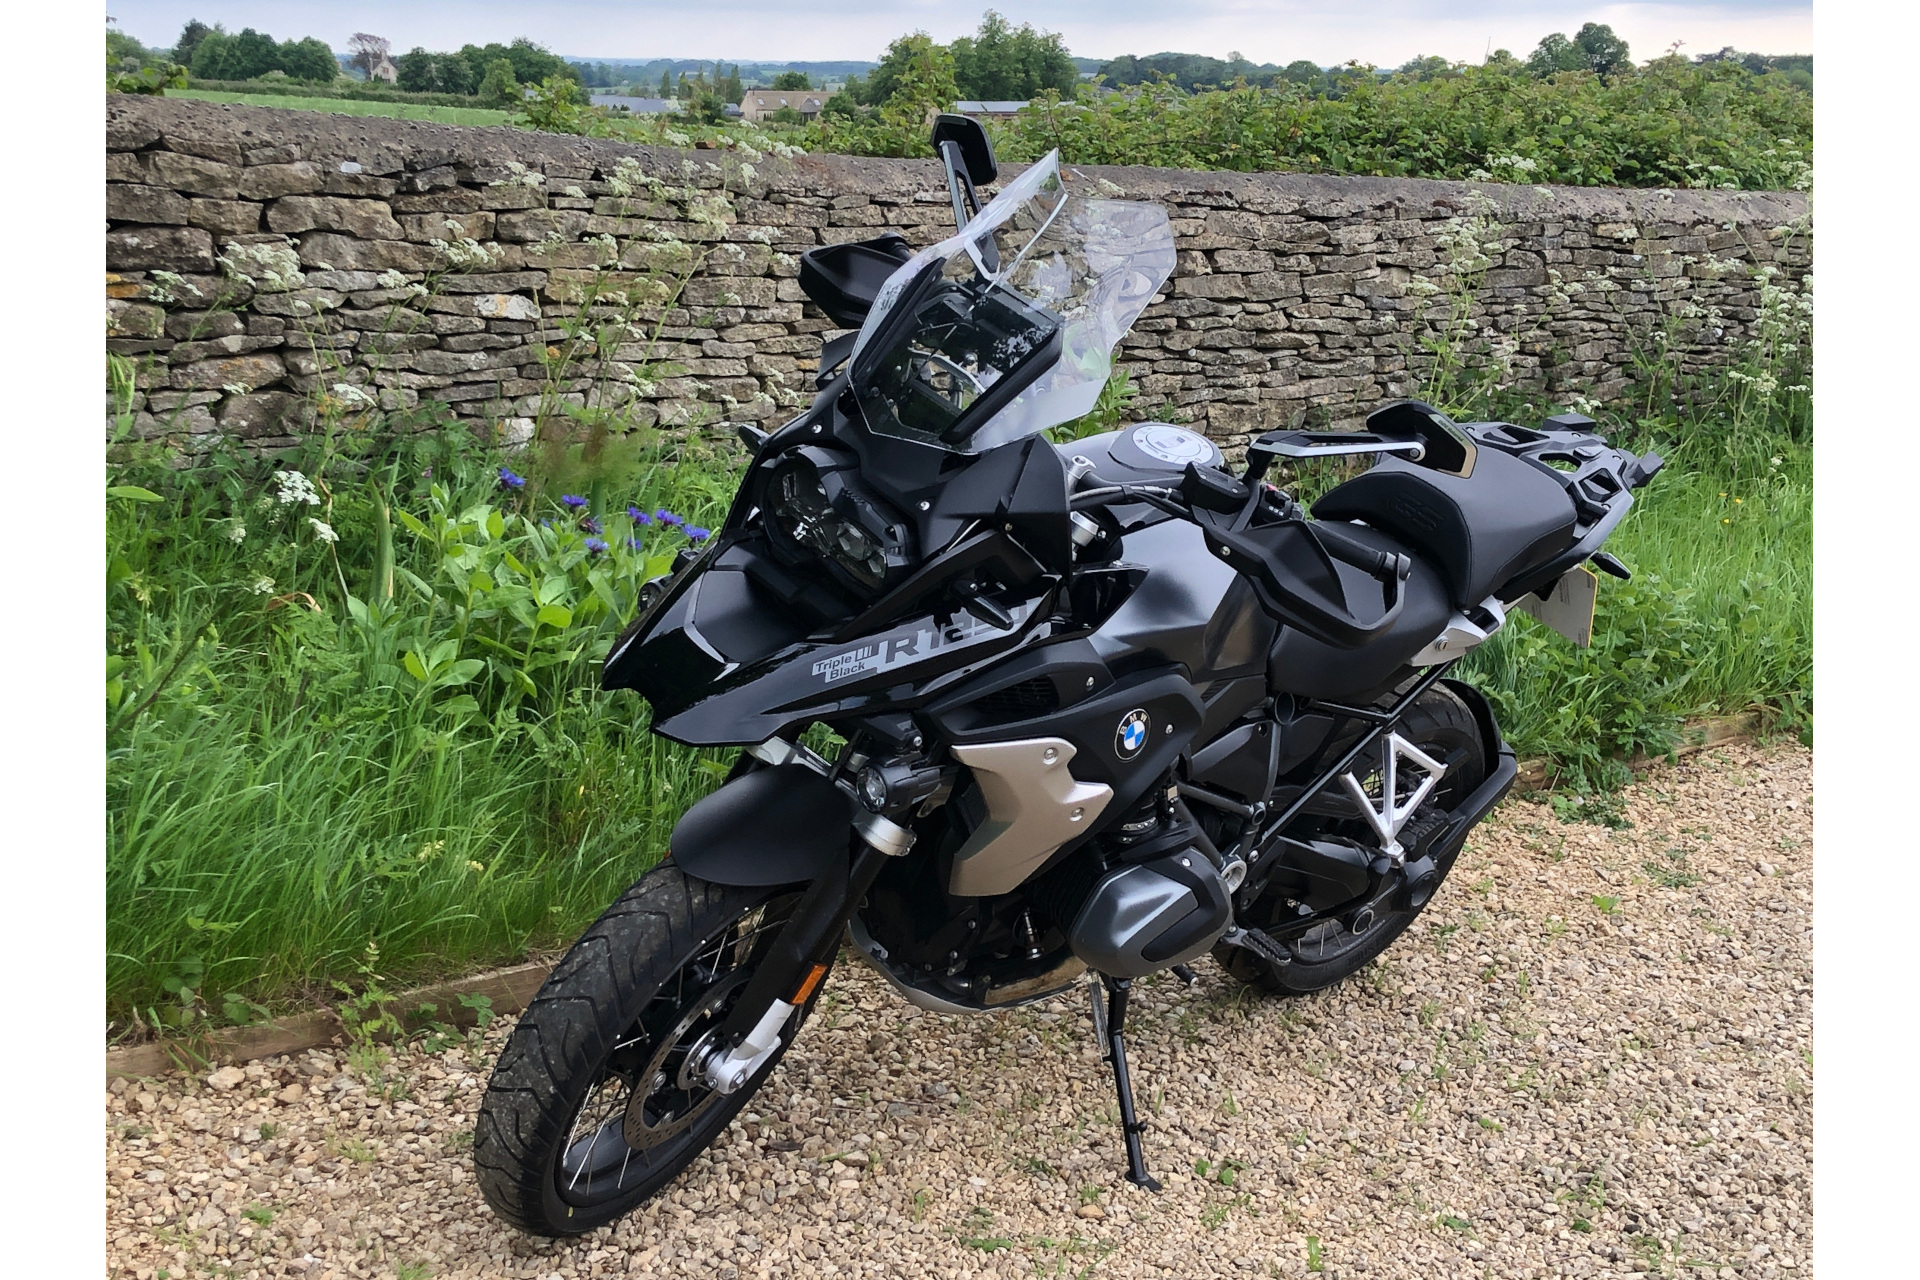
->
[1115, 708, 1151, 759]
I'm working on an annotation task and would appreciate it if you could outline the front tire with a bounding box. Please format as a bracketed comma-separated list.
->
[474, 863, 815, 1236]
[1217, 684, 1488, 996]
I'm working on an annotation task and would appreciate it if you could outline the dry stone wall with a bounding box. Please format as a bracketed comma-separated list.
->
[106, 96, 1810, 452]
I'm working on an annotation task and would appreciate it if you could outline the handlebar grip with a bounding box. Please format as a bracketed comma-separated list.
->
[1314, 522, 1411, 583]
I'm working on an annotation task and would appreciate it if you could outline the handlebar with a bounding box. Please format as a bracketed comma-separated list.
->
[1069, 464, 1407, 650]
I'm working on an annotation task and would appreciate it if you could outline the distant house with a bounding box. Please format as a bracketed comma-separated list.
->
[739, 90, 823, 121]
[368, 53, 398, 84]
[952, 100, 1028, 119]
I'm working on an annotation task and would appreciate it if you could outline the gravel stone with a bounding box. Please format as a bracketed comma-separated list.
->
[105, 743, 1812, 1279]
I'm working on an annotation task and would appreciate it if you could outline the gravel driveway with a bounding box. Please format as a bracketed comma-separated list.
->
[106, 742, 1812, 1280]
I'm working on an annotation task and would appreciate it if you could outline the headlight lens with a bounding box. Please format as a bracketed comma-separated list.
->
[768, 457, 892, 594]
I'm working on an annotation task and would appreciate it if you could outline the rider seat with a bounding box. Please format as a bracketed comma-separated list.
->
[1309, 449, 1577, 608]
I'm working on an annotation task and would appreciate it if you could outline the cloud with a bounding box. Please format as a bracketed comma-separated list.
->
[111, 0, 1811, 66]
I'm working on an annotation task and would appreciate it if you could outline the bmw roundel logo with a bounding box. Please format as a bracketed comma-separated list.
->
[1115, 708, 1151, 759]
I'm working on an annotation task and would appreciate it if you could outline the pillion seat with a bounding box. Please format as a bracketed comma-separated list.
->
[1310, 448, 1578, 608]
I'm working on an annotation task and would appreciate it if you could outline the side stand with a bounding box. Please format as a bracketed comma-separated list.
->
[1091, 975, 1161, 1191]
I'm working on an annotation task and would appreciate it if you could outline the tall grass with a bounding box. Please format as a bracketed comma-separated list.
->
[171, 89, 516, 127]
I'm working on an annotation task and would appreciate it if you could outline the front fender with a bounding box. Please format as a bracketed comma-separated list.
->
[670, 765, 853, 887]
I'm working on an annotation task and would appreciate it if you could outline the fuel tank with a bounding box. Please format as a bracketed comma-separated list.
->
[1060, 425, 1276, 687]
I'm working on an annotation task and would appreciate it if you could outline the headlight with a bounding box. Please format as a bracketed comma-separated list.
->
[764, 452, 909, 597]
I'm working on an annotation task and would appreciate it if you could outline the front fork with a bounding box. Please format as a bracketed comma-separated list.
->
[694, 739, 916, 1094]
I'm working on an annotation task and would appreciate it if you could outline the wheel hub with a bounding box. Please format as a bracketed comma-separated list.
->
[620, 968, 749, 1150]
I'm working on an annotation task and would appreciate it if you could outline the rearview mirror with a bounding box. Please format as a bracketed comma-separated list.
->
[931, 114, 998, 185]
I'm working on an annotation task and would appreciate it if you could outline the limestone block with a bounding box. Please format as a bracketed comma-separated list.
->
[296, 233, 439, 273]
[189, 199, 263, 237]
[269, 197, 404, 240]
[237, 163, 325, 200]
[108, 184, 190, 225]
[107, 226, 214, 273]
[172, 352, 286, 393]
[219, 390, 301, 437]
[134, 151, 241, 197]
[107, 300, 165, 339]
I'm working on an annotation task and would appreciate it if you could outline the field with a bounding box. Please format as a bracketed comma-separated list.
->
[172, 88, 515, 127]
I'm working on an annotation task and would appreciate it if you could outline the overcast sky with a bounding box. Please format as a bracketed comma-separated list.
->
[107, 1, 1811, 67]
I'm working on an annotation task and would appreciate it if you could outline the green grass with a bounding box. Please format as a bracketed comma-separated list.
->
[173, 89, 516, 127]
[1462, 429, 1811, 785]
[105, 376, 1809, 1028]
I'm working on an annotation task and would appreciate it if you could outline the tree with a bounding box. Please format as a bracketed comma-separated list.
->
[1529, 24, 1630, 78]
[172, 19, 215, 67]
[677, 71, 690, 99]
[278, 36, 339, 83]
[865, 32, 957, 108]
[950, 10, 1077, 100]
[771, 71, 811, 90]
[1484, 48, 1524, 75]
[726, 65, 744, 98]
[190, 28, 281, 81]
[347, 33, 390, 80]
[1574, 22, 1631, 77]
[1280, 60, 1325, 89]
[478, 58, 519, 106]
[435, 53, 475, 95]
[659, 68, 672, 96]
[396, 47, 438, 92]
[1396, 54, 1459, 81]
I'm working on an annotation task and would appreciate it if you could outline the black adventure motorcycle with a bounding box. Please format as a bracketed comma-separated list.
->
[475, 118, 1661, 1235]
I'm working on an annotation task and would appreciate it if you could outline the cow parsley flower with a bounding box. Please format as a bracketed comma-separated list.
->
[227, 521, 247, 544]
[272, 470, 320, 507]
[249, 576, 275, 595]
[308, 518, 338, 544]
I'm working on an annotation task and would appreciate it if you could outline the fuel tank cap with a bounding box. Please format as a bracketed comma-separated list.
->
[1113, 423, 1223, 473]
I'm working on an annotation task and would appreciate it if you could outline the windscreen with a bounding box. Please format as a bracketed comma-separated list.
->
[847, 152, 1176, 453]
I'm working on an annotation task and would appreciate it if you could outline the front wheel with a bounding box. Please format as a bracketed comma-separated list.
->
[1216, 683, 1488, 997]
[474, 864, 816, 1236]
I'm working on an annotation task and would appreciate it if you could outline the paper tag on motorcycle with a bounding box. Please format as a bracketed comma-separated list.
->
[1516, 563, 1598, 647]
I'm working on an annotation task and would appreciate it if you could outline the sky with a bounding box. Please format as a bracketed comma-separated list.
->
[108, 1, 1812, 67]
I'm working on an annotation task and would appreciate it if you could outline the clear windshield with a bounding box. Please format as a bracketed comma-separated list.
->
[847, 152, 1176, 453]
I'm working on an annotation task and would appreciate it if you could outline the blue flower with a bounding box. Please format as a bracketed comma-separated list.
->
[656, 509, 683, 527]
[561, 494, 588, 510]
[686, 525, 712, 541]
[626, 537, 644, 552]
[584, 537, 609, 555]
[582, 516, 603, 535]
[627, 506, 652, 525]
[497, 467, 526, 490]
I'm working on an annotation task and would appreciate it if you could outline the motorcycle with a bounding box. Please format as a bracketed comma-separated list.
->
[474, 116, 1662, 1236]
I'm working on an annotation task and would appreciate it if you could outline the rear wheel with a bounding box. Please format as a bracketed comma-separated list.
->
[1216, 684, 1487, 996]
[474, 864, 818, 1236]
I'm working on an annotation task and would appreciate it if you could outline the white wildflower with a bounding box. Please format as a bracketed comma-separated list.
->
[562, 185, 586, 199]
[272, 469, 320, 507]
[227, 521, 247, 544]
[249, 576, 275, 595]
[220, 241, 305, 292]
[663, 129, 692, 149]
[375, 269, 410, 289]
[308, 518, 339, 544]
[143, 270, 201, 304]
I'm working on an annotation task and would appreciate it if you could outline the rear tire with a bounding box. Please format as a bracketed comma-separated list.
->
[474, 863, 818, 1236]
[1216, 684, 1487, 997]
